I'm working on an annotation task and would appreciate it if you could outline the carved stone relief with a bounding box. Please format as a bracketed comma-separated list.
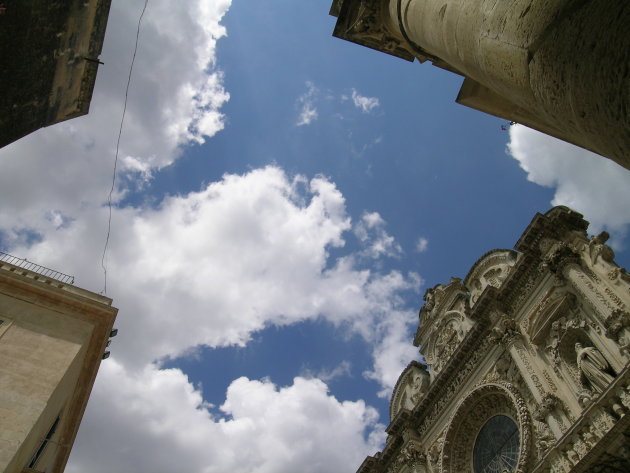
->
[604, 309, 630, 354]
[388, 440, 427, 473]
[391, 363, 430, 421]
[424, 312, 467, 374]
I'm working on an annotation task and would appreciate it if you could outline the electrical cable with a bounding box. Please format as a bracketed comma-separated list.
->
[101, 0, 149, 294]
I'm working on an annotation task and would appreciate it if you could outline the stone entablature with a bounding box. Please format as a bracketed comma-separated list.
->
[356, 207, 630, 473]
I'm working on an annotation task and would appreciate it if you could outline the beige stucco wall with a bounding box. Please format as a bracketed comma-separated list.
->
[0, 294, 93, 473]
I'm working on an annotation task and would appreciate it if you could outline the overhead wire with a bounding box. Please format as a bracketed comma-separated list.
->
[101, 0, 149, 295]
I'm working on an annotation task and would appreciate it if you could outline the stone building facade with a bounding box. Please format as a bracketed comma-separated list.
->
[0, 0, 112, 149]
[0, 254, 117, 473]
[329, 1, 630, 171]
[357, 207, 630, 473]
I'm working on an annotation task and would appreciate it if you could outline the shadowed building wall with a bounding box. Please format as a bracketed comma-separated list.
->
[0, 255, 117, 473]
[0, 0, 112, 149]
[330, 1, 630, 171]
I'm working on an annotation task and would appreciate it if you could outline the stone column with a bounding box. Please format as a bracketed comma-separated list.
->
[376, 0, 629, 169]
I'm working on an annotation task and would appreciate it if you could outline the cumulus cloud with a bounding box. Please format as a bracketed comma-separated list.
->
[296, 81, 319, 126]
[415, 237, 429, 253]
[351, 89, 380, 113]
[354, 212, 403, 259]
[0, 3, 422, 467]
[301, 360, 353, 383]
[15, 168, 418, 371]
[68, 361, 384, 473]
[0, 0, 231, 239]
[6, 165, 419, 472]
[363, 312, 418, 398]
[507, 126, 630, 244]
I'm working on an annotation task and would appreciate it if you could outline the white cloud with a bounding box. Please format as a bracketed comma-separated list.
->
[507, 126, 630, 244]
[0, 0, 231, 239]
[68, 361, 384, 473]
[0, 2, 419, 471]
[354, 212, 402, 259]
[8, 166, 419, 378]
[302, 360, 353, 383]
[7, 165, 418, 472]
[296, 81, 319, 126]
[363, 309, 419, 398]
[351, 89, 380, 113]
[415, 237, 429, 253]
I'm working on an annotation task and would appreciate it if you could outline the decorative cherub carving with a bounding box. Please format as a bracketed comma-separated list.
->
[604, 310, 630, 354]
[490, 315, 521, 346]
[575, 343, 616, 393]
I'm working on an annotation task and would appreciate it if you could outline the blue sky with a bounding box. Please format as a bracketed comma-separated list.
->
[1, 1, 630, 472]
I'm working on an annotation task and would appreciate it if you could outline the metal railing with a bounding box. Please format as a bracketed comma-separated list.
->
[0, 252, 75, 285]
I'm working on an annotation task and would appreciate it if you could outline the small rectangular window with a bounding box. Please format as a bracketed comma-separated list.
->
[28, 416, 61, 469]
[0, 317, 11, 338]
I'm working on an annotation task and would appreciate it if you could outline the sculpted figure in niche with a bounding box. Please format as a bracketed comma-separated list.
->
[575, 343, 616, 393]
[588, 231, 615, 266]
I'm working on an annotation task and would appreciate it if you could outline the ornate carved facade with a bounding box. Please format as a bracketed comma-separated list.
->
[357, 207, 630, 473]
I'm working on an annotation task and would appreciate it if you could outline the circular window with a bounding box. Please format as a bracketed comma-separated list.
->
[472, 415, 520, 473]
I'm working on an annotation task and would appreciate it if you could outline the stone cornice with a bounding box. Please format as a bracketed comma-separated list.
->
[515, 206, 588, 256]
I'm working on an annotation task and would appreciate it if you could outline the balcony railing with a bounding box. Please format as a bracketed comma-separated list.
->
[0, 252, 75, 285]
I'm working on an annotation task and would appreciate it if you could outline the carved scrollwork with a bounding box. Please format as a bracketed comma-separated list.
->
[390, 362, 430, 421]
[543, 244, 581, 276]
[389, 441, 427, 473]
[490, 314, 522, 346]
[424, 311, 468, 374]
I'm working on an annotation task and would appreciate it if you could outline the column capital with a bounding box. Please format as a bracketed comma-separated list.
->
[331, 0, 415, 61]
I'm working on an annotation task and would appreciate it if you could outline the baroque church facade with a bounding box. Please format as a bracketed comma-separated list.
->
[357, 207, 630, 473]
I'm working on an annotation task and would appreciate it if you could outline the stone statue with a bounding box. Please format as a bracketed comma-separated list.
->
[423, 288, 435, 311]
[588, 231, 615, 266]
[575, 343, 615, 393]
